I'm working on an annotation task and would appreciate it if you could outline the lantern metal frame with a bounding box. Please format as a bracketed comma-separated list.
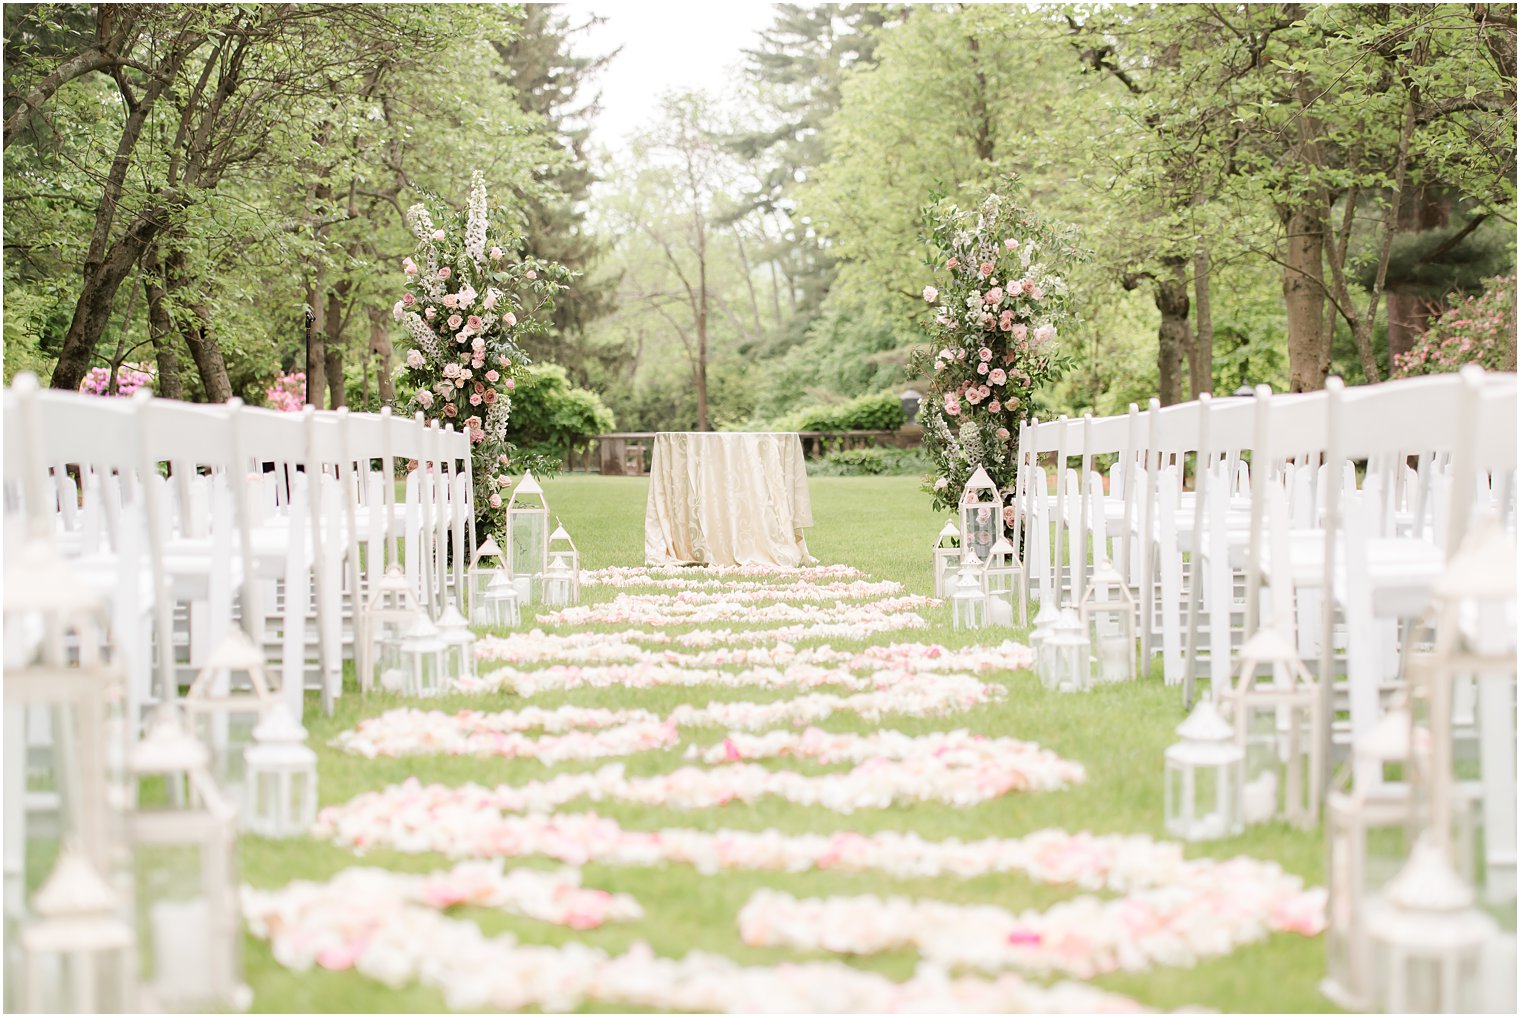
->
[1029, 596, 1060, 690]
[547, 522, 581, 603]
[542, 551, 575, 609]
[506, 472, 550, 601]
[20, 844, 135, 1014]
[180, 629, 273, 819]
[357, 564, 424, 695]
[400, 612, 447, 698]
[958, 466, 1002, 565]
[126, 709, 247, 1013]
[1077, 558, 1136, 684]
[482, 571, 522, 629]
[242, 704, 318, 839]
[950, 554, 987, 630]
[932, 521, 961, 599]
[466, 535, 508, 626]
[1164, 697, 1244, 842]
[1219, 628, 1321, 828]
[981, 535, 1026, 627]
[1048, 608, 1091, 693]
[435, 602, 477, 684]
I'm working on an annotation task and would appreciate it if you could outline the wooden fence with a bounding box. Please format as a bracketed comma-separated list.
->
[566, 427, 923, 476]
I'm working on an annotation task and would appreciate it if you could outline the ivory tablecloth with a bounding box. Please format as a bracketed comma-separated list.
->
[644, 432, 815, 567]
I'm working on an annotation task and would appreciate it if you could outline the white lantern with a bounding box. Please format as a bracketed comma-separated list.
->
[1368, 833, 1498, 1014]
[542, 552, 575, 608]
[243, 705, 317, 839]
[127, 709, 247, 1012]
[1321, 705, 1481, 1011]
[400, 613, 446, 698]
[932, 521, 961, 599]
[1049, 608, 1091, 693]
[951, 554, 986, 630]
[358, 565, 423, 694]
[181, 630, 273, 817]
[958, 466, 1002, 564]
[548, 522, 581, 603]
[1164, 697, 1244, 842]
[982, 536, 1025, 627]
[20, 845, 134, 1014]
[467, 536, 508, 626]
[1077, 559, 1136, 684]
[506, 472, 549, 602]
[1029, 597, 1060, 690]
[482, 571, 521, 629]
[436, 602, 477, 684]
[1220, 628, 1321, 828]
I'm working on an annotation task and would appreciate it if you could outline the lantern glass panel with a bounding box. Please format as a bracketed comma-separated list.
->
[959, 497, 1000, 562]
[508, 509, 547, 583]
[24, 936, 132, 1014]
[247, 756, 317, 839]
[542, 554, 574, 608]
[376, 619, 406, 693]
[183, 707, 258, 813]
[1164, 754, 1242, 841]
[484, 573, 521, 629]
[401, 620, 446, 698]
[951, 566, 985, 630]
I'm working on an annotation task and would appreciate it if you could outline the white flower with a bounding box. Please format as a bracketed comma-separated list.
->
[922, 286, 938, 303]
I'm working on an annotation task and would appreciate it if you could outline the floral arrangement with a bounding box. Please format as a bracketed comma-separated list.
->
[245, 871, 1144, 1013]
[1392, 275, 1516, 377]
[394, 171, 569, 540]
[265, 370, 306, 412]
[910, 187, 1084, 511]
[79, 361, 154, 397]
[738, 867, 1324, 978]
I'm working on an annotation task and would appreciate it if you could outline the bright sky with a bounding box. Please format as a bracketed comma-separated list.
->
[562, 1, 780, 150]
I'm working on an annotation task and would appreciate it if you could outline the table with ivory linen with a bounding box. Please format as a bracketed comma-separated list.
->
[644, 432, 816, 567]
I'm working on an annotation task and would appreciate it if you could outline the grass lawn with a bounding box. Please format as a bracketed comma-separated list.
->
[241, 474, 1332, 1013]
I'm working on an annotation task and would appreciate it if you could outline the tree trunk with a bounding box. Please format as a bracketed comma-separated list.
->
[305, 280, 326, 410]
[1386, 185, 1451, 361]
[1155, 260, 1192, 406]
[324, 285, 346, 409]
[1191, 244, 1214, 398]
[165, 248, 232, 402]
[1282, 204, 1329, 392]
[142, 249, 183, 400]
[49, 211, 163, 390]
[368, 308, 394, 406]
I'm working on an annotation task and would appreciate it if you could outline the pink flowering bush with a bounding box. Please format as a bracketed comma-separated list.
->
[1392, 276, 1516, 378]
[910, 188, 1084, 511]
[79, 362, 154, 397]
[266, 371, 306, 412]
[395, 171, 570, 539]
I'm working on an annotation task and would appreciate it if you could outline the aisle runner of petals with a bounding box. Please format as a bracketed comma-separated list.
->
[244, 879, 1146, 1013]
[738, 866, 1326, 979]
[583, 564, 869, 584]
[539, 594, 934, 628]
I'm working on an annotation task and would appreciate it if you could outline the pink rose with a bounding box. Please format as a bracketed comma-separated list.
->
[1004, 238, 1018, 250]
[504, 378, 515, 391]
[432, 229, 445, 241]
[979, 347, 993, 361]
[922, 286, 938, 303]
[966, 387, 984, 405]
[1029, 285, 1044, 301]
[469, 393, 482, 406]
[1034, 323, 1057, 346]
[979, 261, 995, 278]
[943, 394, 960, 416]
[467, 315, 483, 331]
[460, 368, 472, 380]
[442, 293, 458, 309]
[485, 370, 500, 382]
[996, 427, 1011, 439]
[416, 390, 433, 409]
[498, 355, 511, 367]
[447, 314, 463, 329]
[946, 258, 959, 270]
[424, 306, 436, 320]
[934, 477, 949, 490]
[977, 362, 989, 375]
[402, 257, 417, 275]
[443, 403, 458, 418]
[1012, 324, 1028, 341]
[437, 267, 451, 280]
[935, 315, 952, 326]
[934, 361, 945, 372]
[483, 389, 497, 404]
[443, 363, 460, 378]
[503, 312, 517, 327]
[406, 350, 424, 369]
[989, 368, 1007, 385]
[471, 337, 485, 351]
[983, 287, 1003, 305]
[489, 246, 503, 259]
[402, 292, 416, 306]
[489, 494, 502, 508]
[989, 400, 1002, 413]
[1007, 280, 1024, 297]
[525, 270, 537, 280]
[956, 348, 967, 360]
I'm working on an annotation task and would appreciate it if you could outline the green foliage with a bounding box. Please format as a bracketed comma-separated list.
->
[808, 445, 932, 476]
[1393, 276, 1517, 377]
[504, 363, 616, 460]
[774, 391, 904, 432]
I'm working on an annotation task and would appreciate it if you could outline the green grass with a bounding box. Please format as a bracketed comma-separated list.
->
[240, 475, 1333, 1013]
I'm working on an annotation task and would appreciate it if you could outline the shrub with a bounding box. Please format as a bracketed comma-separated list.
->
[503, 363, 616, 467]
[809, 446, 932, 477]
[1392, 276, 1516, 378]
[775, 391, 905, 432]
